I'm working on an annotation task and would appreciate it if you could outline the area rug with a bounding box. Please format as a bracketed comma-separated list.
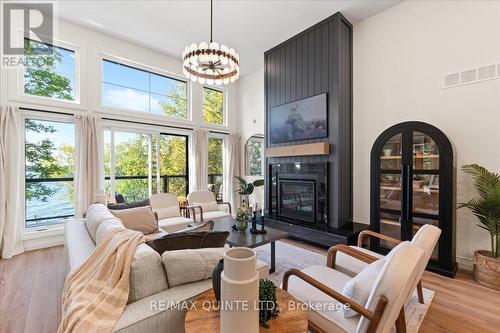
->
[254, 241, 434, 333]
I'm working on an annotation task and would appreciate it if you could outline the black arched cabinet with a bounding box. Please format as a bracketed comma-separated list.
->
[370, 121, 457, 277]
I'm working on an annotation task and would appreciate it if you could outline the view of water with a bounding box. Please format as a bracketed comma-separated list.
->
[26, 182, 74, 228]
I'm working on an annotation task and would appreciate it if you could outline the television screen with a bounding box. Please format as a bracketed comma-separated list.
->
[270, 93, 328, 144]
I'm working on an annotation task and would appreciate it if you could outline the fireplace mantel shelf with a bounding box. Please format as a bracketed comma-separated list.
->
[265, 142, 329, 158]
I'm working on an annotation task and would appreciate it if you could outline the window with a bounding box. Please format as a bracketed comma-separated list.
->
[208, 137, 224, 199]
[245, 136, 264, 176]
[25, 119, 75, 228]
[203, 87, 224, 125]
[157, 134, 189, 197]
[23, 39, 76, 101]
[102, 59, 188, 118]
[104, 128, 189, 203]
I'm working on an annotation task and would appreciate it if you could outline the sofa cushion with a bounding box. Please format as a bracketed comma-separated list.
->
[147, 231, 230, 254]
[64, 219, 96, 272]
[193, 200, 220, 213]
[107, 198, 150, 210]
[128, 243, 169, 303]
[158, 216, 192, 233]
[96, 219, 125, 244]
[85, 203, 117, 242]
[110, 206, 159, 234]
[334, 246, 384, 277]
[342, 259, 386, 318]
[162, 248, 226, 287]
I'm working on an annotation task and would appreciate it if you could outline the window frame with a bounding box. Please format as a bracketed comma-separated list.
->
[103, 120, 192, 200]
[202, 85, 228, 128]
[15, 37, 83, 108]
[21, 111, 76, 234]
[98, 54, 192, 124]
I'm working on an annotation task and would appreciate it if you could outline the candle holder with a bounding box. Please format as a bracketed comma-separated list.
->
[250, 211, 260, 234]
[259, 210, 267, 234]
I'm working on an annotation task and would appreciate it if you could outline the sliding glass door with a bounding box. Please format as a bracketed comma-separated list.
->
[104, 128, 189, 202]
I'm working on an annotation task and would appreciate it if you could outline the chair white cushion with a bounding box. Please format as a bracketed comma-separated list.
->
[342, 259, 386, 318]
[162, 248, 226, 287]
[154, 206, 181, 219]
[287, 265, 359, 333]
[187, 190, 216, 204]
[158, 216, 193, 233]
[357, 242, 425, 333]
[194, 201, 220, 213]
[149, 193, 179, 209]
[334, 246, 384, 277]
[196, 210, 231, 222]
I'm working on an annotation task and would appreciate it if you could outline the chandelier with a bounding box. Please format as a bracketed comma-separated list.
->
[182, 0, 240, 85]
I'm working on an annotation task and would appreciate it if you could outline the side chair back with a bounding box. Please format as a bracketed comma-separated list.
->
[186, 190, 216, 204]
[357, 242, 425, 333]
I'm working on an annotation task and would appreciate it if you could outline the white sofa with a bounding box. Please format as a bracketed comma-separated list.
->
[64, 204, 269, 333]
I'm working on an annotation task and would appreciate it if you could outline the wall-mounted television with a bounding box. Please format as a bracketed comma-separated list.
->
[270, 93, 328, 144]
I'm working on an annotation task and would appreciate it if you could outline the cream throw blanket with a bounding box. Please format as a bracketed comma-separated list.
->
[58, 228, 145, 333]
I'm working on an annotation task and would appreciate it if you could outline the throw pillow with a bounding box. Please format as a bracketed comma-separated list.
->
[162, 248, 226, 287]
[147, 231, 230, 254]
[110, 206, 159, 234]
[193, 201, 220, 213]
[342, 258, 386, 318]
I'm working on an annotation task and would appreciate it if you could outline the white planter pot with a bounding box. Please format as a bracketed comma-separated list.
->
[220, 247, 259, 333]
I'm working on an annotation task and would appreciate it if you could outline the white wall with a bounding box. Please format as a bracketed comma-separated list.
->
[353, 0, 500, 269]
[237, 67, 265, 208]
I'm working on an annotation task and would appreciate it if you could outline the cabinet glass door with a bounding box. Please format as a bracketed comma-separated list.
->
[379, 134, 403, 245]
[411, 131, 440, 262]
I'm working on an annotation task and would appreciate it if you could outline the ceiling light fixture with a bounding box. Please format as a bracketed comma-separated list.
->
[182, 0, 240, 85]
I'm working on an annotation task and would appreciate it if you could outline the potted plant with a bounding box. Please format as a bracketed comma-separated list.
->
[234, 176, 264, 205]
[235, 205, 250, 231]
[459, 164, 500, 290]
[259, 279, 279, 328]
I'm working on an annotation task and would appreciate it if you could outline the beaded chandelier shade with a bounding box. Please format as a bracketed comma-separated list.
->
[182, 0, 240, 85]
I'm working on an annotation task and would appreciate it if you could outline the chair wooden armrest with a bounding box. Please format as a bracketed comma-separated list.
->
[357, 230, 402, 248]
[218, 202, 232, 214]
[326, 244, 381, 269]
[283, 269, 387, 333]
[185, 205, 203, 222]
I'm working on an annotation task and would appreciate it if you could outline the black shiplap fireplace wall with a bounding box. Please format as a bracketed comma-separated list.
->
[264, 12, 353, 229]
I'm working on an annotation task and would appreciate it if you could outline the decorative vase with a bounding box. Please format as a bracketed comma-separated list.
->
[236, 219, 248, 231]
[220, 247, 259, 333]
[212, 259, 224, 301]
[383, 148, 392, 157]
[473, 250, 500, 291]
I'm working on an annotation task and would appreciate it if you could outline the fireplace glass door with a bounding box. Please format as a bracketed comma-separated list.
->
[371, 122, 456, 277]
[279, 179, 315, 223]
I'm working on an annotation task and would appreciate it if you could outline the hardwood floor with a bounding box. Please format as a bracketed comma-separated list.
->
[1, 244, 499, 333]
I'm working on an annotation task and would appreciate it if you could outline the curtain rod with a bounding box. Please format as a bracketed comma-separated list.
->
[20, 107, 230, 135]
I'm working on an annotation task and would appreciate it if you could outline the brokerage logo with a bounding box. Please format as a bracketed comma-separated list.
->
[3, 2, 53, 55]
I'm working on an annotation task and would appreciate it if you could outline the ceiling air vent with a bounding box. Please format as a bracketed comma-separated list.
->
[443, 62, 500, 89]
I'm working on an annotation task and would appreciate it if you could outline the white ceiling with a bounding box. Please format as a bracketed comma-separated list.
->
[53, 0, 400, 77]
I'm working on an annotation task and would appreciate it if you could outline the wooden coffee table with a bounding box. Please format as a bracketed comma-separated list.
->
[199, 216, 289, 273]
[185, 288, 308, 333]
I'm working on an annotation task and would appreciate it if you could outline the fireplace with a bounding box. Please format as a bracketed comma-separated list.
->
[269, 162, 328, 228]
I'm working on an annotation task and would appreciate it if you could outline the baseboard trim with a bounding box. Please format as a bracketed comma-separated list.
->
[457, 255, 474, 271]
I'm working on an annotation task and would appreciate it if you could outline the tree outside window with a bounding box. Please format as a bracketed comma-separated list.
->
[203, 87, 224, 125]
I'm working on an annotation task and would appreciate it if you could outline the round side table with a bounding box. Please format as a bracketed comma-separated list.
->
[185, 288, 308, 333]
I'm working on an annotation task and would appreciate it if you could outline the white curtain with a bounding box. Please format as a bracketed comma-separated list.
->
[191, 129, 208, 192]
[74, 115, 104, 218]
[223, 134, 241, 211]
[0, 105, 25, 258]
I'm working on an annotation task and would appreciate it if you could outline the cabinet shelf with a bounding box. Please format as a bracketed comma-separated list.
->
[380, 154, 439, 160]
